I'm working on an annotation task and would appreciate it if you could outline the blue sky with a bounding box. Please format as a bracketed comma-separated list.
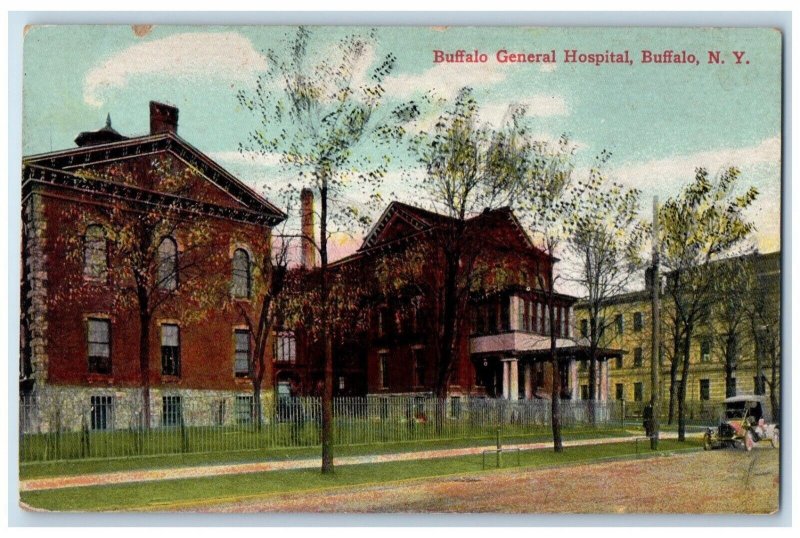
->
[22, 25, 782, 260]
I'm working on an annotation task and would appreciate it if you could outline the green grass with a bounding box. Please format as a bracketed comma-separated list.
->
[20, 426, 633, 479]
[20, 438, 703, 512]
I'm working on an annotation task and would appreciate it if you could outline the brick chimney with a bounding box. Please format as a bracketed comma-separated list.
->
[149, 101, 179, 135]
[300, 188, 316, 268]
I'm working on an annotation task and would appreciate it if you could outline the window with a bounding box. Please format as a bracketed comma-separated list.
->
[162, 395, 182, 426]
[379, 351, 389, 389]
[90, 395, 114, 430]
[161, 324, 180, 376]
[378, 307, 389, 337]
[87, 318, 111, 374]
[277, 381, 292, 399]
[500, 298, 510, 331]
[338, 376, 346, 391]
[412, 348, 425, 387]
[634, 347, 643, 368]
[615, 356, 623, 369]
[213, 399, 227, 426]
[579, 360, 587, 371]
[633, 382, 643, 402]
[410, 296, 422, 333]
[231, 249, 251, 298]
[633, 312, 643, 332]
[581, 384, 589, 400]
[414, 396, 425, 417]
[450, 396, 462, 419]
[274, 331, 296, 364]
[524, 299, 532, 331]
[580, 319, 588, 338]
[234, 330, 251, 377]
[83, 224, 107, 280]
[615, 314, 624, 335]
[235, 395, 254, 424]
[700, 339, 711, 362]
[157, 236, 178, 290]
[615, 383, 624, 401]
[537, 303, 544, 333]
[699, 379, 710, 401]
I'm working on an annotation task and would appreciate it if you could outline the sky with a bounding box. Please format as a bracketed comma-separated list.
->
[22, 25, 782, 285]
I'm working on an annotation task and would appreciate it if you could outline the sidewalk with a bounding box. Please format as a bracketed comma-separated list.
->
[20, 432, 695, 492]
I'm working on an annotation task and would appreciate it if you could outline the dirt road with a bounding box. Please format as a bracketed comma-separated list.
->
[186, 447, 780, 514]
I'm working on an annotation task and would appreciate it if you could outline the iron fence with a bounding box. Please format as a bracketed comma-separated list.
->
[19, 392, 623, 462]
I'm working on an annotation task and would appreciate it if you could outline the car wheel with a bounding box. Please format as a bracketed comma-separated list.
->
[771, 428, 780, 449]
[745, 430, 755, 451]
[703, 432, 713, 451]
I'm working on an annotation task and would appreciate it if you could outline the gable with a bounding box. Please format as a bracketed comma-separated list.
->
[368, 211, 428, 248]
[360, 203, 431, 251]
[23, 133, 285, 221]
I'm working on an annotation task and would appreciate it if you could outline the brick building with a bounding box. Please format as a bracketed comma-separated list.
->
[281, 200, 623, 401]
[20, 102, 285, 429]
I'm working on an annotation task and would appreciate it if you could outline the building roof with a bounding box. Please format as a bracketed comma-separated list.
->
[23, 131, 286, 223]
[74, 114, 129, 147]
[359, 201, 547, 257]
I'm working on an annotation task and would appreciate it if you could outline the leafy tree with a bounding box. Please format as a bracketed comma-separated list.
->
[564, 151, 648, 420]
[516, 135, 576, 452]
[237, 27, 419, 473]
[405, 88, 530, 403]
[659, 167, 758, 441]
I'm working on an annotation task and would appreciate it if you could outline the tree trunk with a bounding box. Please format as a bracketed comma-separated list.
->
[769, 347, 779, 421]
[547, 273, 563, 452]
[587, 321, 598, 425]
[724, 334, 737, 398]
[138, 308, 152, 429]
[319, 181, 334, 475]
[676, 327, 692, 442]
[667, 330, 680, 424]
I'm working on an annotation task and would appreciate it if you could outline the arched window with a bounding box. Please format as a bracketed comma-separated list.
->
[231, 248, 251, 298]
[83, 224, 107, 279]
[157, 236, 178, 290]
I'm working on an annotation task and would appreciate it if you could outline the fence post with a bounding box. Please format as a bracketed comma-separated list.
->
[496, 426, 502, 468]
[621, 399, 626, 430]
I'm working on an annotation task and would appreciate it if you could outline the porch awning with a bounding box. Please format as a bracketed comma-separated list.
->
[469, 332, 624, 359]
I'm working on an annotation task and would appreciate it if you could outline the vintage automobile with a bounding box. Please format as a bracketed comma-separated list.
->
[703, 395, 779, 451]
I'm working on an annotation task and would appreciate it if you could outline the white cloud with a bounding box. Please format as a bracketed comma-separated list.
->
[383, 62, 507, 100]
[479, 96, 569, 125]
[210, 150, 283, 168]
[83, 32, 268, 107]
[609, 136, 781, 191]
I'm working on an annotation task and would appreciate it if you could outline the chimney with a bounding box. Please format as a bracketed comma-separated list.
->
[300, 188, 316, 268]
[149, 101, 179, 135]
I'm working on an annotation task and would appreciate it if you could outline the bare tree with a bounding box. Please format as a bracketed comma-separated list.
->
[564, 151, 648, 421]
[659, 167, 758, 441]
[746, 256, 781, 418]
[237, 27, 419, 473]
[517, 135, 577, 452]
[708, 253, 756, 398]
[54, 156, 231, 427]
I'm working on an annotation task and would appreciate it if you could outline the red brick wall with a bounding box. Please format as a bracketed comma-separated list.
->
[38, 189, 274, 392]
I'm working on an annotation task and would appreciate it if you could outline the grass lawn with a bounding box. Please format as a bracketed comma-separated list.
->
[20, 426, 633, 479]
[19, 438, 702, 512]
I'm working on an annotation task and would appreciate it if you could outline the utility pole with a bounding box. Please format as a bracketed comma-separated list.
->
[650, 196, 660, 450]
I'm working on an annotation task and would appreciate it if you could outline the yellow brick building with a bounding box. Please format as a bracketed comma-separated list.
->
[573, 251, 781, 419]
